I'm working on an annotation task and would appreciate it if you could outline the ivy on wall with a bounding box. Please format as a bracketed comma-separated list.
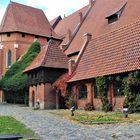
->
[0, 41, 40, 103]
[96, 76, 112, 112]
[123, 71, 140, 113]
[95, 70, 140, 113]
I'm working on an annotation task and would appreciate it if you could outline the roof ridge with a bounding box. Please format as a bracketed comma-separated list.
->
[63, 1, 96, 51]
[10, 1, 43, 11]
[63, 5, 88, 20]
[41, 43, 50, 66]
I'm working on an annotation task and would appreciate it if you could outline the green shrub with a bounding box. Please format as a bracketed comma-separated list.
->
[123, 71, 140, 113]
[135, 94, 140, 112]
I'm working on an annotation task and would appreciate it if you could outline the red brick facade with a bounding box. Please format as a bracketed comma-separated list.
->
[71, 80, 125, 111]
[0, 32, 48, 102]
[29, 83, 57, 109]
[0, 33, 47, 76]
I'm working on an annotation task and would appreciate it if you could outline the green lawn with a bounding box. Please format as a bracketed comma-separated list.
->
[0, 116, 36, 139]
[48, 110, 140, 124]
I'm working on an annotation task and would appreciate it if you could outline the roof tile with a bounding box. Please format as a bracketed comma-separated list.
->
[65, 0, 140, 55]
[0, 2, 58, 38]
[69, 20, 140, 82]
[24, 39, 69, 73]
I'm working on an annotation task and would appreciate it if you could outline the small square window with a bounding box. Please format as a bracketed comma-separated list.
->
[35, 35, 39, 39]
[7, 33, 11, 37]
[22, 33, 25, 38]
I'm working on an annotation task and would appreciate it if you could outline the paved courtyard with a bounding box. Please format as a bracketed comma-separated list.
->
[0, 104, 140, 140]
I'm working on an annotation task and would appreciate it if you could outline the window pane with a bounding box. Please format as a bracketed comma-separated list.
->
[78, 85, 87, 99]
[7, 50, 12, 67]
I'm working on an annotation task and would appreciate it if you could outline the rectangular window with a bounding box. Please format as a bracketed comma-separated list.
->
[22, 33, 25, 38]
[7, 33, 11, 37]
[35, 35, 39, 39]
[78, 85, 87, 99]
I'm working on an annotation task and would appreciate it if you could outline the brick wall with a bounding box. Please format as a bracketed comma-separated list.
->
[0, 32, 47, 76]
[29, 83, 57, 109]
[71, 80, 125, 110]
[0, 32, 48, 103]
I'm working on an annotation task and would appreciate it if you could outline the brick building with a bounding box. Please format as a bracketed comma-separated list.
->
[0, 2, 58, 102]
[1, 0, 140, 110]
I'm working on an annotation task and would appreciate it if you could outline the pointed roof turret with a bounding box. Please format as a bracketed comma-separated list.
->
[24, 38, 69, 73]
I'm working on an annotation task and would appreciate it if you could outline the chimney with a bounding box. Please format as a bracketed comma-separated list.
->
[67, 29, 72, 41]
[83, 33, 92, 43]
[68, 59, 76, 75]
[61, 44, 68, 50]
[89, 0, 94, 7]
[79, 12, 83, 23]
[76, 33, 92, 63]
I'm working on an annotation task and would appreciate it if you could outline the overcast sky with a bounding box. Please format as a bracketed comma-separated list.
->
[0, 0, 88, 23]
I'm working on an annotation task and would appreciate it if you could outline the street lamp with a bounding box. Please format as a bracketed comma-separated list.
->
[123, 107, 129, 118]
[70, 106, 75, 116]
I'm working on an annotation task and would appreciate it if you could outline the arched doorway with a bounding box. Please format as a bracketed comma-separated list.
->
[32, 91, 35, 107]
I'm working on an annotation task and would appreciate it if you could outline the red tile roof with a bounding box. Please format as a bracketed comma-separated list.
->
[24, 39, 69, 73]
[54, 5, 89, 38]
[69, 20, 140, 82]
[0, 2, 58, 38]
[50, 16, 62, 29]
[65, 0, 140, 55]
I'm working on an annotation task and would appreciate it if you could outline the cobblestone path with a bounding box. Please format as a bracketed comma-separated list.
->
[0, 104, 140, 140]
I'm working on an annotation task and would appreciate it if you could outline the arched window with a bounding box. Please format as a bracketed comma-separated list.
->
[78, 84, 87, 99]
[6, 50, 12, 68]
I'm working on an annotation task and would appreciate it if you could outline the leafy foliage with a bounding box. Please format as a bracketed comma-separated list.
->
[0, 42, 40, 103]
[65, 91, 75, 109]
[96, 76, 112, 112]
[123, 71, 140, 113]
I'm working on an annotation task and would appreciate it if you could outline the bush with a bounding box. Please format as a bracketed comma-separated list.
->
[84, 103, 94, 111]
[123, 71, 140, 113]
[135, 94, 140, 112]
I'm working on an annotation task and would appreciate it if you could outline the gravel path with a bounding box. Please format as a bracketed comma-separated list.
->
[0, 104, 140, 140]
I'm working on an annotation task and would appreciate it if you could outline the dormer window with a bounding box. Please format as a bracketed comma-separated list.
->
[107, 14, 118, 24]
[106, 2, 127, 24]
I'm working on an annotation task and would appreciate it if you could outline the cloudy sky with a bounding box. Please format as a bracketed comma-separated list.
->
[0, 0, 88, 23]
